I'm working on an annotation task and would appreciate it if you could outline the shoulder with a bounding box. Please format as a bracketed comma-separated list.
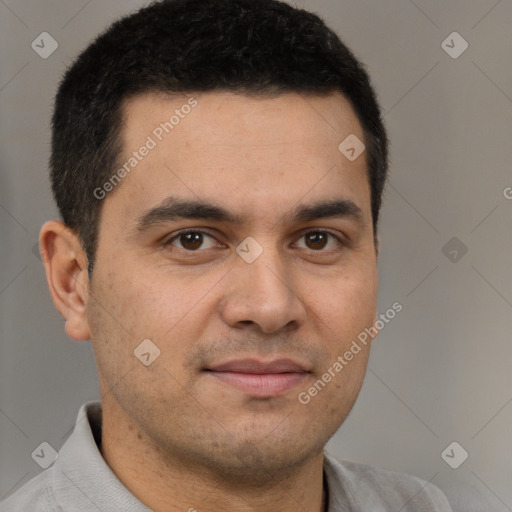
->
[324, 452, 453, 511]
[0, 469, 56, 512]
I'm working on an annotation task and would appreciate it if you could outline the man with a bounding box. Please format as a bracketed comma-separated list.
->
[0, 0, 454, 510]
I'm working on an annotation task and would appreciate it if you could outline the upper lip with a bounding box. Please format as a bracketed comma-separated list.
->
[207, 358, 310, 374]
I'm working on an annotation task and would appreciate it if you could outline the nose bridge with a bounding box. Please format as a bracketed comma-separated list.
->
[220, 236, 306, 333]
[238, 237, 293, 303]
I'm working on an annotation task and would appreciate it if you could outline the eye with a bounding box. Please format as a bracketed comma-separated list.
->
[164, 230, 218, 251]
[294, 231, 342, 251]
[163, 229, 343, 253]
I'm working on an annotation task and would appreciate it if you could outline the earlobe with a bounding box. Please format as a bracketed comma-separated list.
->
[39, 220, 92, 341]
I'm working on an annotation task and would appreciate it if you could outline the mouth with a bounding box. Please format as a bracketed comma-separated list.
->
[204, 358, 311, 398]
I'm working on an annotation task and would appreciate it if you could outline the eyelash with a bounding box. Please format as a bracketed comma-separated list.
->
[163, 228, 345, 253]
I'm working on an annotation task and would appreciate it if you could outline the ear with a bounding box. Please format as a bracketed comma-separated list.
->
[39, 220, 91, 341]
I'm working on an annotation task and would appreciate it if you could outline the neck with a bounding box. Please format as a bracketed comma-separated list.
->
[99, 402, 327, 512]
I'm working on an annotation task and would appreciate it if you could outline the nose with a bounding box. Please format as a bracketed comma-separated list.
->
[218, 241, 307, 334]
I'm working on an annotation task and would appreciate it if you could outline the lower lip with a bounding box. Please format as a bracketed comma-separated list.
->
[206, 371, 307, 397]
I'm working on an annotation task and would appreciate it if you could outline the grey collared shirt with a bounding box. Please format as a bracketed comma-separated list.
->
[0, 401, 453, 511]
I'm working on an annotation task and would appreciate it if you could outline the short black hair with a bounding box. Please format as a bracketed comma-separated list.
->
[50, 0, 388, 275]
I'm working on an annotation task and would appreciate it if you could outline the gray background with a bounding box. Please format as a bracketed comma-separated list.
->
[1, 0, 511, 509]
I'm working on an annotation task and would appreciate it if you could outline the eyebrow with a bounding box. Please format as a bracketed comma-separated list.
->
[133, 195, 365, 233]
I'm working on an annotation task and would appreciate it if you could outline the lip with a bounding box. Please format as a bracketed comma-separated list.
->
[208, 358, 309, 374]
[205, 358, 310, 398]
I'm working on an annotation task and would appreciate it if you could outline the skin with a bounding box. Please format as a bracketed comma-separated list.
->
[40, 90, 379, 512]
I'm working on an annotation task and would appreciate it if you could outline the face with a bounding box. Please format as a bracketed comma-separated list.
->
[85, 91, 378, 482]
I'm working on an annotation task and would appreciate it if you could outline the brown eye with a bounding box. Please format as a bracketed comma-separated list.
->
[165, 230, 217, 251]
[305, 232, 328, 250]
[295, 231, 341, 252]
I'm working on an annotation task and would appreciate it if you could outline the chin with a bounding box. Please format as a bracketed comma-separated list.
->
[186, 423, 329, 485]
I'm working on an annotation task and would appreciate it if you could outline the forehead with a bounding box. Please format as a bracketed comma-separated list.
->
[120, 90, 364, 151]
[105, 90, 370, 229]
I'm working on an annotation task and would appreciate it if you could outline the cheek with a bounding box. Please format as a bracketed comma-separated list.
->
[99, 265, 221, 363]
[99, 265, 185, 332]
[87, 267, 199, 400]
[308, 268, 377, 340]
[314, 270, 376, 399]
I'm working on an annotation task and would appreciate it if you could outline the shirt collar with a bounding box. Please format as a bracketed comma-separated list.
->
[51, 401, 152, 511]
